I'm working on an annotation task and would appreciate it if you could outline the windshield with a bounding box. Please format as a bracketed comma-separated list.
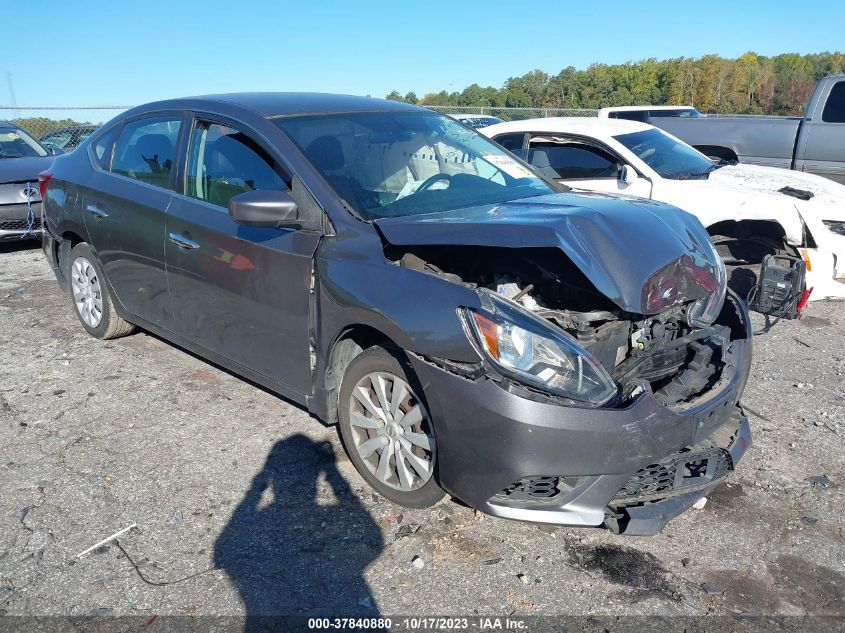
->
[274, 111, 552, 220]
[614, 128, 714, 180]
[0, 126, 48, 158]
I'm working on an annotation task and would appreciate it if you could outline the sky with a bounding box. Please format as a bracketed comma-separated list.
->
[3, 0, 844, 107]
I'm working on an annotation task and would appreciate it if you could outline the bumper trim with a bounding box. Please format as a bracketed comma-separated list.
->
[614, 417, 752, 536]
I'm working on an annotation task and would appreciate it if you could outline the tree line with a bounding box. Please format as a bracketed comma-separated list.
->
[386, 51, 845, 115]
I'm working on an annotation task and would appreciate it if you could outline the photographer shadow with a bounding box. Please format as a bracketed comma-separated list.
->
[214, 433, 384, 630]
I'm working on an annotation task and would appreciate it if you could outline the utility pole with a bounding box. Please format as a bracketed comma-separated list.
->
[5, 71, 18, 114]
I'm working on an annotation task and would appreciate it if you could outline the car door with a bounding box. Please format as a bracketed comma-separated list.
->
[82, 114, 185, 328]
[165, 116, 322, 396]
[796, 79, 845, 184]
[523, 135, 652, 198]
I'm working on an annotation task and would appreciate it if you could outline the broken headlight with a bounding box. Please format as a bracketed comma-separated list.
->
[686, 246, 728, 328]
[461, 290, 617, 406]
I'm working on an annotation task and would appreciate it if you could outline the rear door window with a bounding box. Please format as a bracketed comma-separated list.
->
[822, 81, 845, 123]
[110, 117, 182, 189]
[185, 121, 288, 210]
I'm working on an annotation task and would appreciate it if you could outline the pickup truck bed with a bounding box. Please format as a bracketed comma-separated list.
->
[656, 116, 802, 170]
[650, 74, 845, 184]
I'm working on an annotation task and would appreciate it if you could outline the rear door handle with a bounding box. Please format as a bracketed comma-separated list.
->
[85, 204, 109, 219]
[168, 232, 200, 250]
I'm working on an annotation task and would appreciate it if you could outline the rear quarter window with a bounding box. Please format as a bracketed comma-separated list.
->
[822, 81, 845, 123]
[91, 127, 117, 169]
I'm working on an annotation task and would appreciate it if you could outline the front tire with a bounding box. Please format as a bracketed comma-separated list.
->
[66, 243, 136, 340]
[338, 346, 445, 508]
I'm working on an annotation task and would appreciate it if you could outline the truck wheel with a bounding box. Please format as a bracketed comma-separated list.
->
[711, 235, 796, 299]
[338, 346, 445, 508]
[66, 243, 136, 340]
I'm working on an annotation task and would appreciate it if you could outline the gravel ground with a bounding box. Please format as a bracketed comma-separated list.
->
[0, 240, 843, 624]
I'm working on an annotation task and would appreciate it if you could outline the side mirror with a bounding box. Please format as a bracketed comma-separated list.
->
[46, 144, 65, 156]
[619, 164, 639, 186]
[229, 189, 299, 228]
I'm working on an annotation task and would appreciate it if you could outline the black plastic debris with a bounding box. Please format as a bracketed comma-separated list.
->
[806, 474, 832, 488]
[779, 186, 814, 201]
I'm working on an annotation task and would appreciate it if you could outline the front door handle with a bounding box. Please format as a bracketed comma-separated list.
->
[85, 204, 109, 219]
[168, 232, 200, 250]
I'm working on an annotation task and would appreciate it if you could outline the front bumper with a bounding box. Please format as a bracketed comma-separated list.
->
[409, 336, 751, 535]
[802, 245, 845, 301]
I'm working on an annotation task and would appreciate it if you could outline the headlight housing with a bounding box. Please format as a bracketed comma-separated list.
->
[461, 290, 617, 407]
[686, 242, 728, 328]
[822, 220, 845, 237]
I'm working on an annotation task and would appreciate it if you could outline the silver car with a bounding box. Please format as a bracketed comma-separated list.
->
[0, 121, 56, 241]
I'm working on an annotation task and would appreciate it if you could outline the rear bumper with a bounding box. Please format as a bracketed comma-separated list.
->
[409, 334, 752, 535]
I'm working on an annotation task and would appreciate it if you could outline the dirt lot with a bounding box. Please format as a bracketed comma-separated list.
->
[1, 240, 843, 624]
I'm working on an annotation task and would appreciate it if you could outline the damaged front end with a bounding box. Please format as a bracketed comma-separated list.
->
[386, 241, 751, 535]
[392, 245, 738, 410]
[372, 195, 751, 533]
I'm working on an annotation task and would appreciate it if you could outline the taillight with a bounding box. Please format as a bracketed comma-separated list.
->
[38, 171, 52, 200]
[796, 287, 813, 313]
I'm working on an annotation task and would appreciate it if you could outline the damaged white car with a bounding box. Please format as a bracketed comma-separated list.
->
[483, 118, 845, 301]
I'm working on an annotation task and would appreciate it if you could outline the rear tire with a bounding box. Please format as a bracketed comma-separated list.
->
[338, 346, 445, 508]
[66, 243, 136, 340]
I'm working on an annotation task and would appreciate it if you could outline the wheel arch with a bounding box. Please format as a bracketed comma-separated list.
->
[706, 219, 788, 244]
[322, 325, 404, 426]
[53, 230, 87, 289]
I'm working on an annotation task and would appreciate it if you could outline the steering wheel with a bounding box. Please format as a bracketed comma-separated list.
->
[415, 173, 454, 194]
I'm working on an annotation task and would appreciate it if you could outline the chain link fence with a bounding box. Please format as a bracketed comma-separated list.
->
[426, 105, 598, 121]
[0, 107, 130, 151]
[1, 105, 600, 152]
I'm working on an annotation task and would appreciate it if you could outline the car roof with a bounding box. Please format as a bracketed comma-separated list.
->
[483, 116, 653, 137]
[130, 92, 421, 119]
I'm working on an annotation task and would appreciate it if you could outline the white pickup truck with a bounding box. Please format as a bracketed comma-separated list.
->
[599, 74, 845, 185]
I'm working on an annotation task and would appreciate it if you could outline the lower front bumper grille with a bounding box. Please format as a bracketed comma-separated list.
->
[0, 217, 42, 232]
[612, 446, 732, 504]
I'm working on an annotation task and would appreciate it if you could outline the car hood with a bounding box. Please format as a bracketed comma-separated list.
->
[0, 156, 54, 184]
[708, 164, 845, 221]
[374, 192, 722, 315]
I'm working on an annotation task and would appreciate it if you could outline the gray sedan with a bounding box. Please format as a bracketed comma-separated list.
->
[41, 93, 752, 535]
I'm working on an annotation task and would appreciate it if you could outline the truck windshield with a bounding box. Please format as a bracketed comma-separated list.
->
[614, 128, 715, 180]
[274, 111, 552, 220]
[0, 127, 49, 159]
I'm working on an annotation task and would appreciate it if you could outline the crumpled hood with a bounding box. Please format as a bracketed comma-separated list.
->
[708, 164, 845, 221]
[375, 192, 722, 315]
[0, 156, 54, 184]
